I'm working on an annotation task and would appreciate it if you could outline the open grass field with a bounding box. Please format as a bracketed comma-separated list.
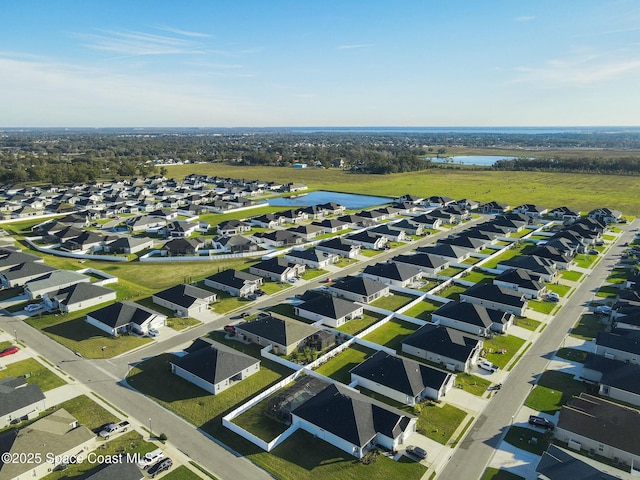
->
[314, 344, 376, 384]
[0, 358, 66, 391]
[524, 371, 588, 414]
[164, 164, 640, 217]
[361, 319, 420, 351]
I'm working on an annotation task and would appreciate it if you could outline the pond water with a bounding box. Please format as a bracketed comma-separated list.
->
[426, 155, 518, 166]
[269, 190, 391, 209]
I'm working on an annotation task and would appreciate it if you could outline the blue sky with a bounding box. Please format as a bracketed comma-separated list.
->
[2, 0, 640, 127]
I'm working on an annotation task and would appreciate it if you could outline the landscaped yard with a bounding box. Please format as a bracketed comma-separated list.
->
[417, 402, 468, 445]
[554, 348, 587, 363]
[461, 256, 481, 265]
[362, 319, 420, 351]
[314, 344, 376, 384]
[57, 394, 119, 431]
[300, 268, 328, 281]
[560, 270, 583, 282]
[434, 283, 468, 301]
[232, 390, 291, 441]
[574, 254, 597, 269]
[0, 358, 66, 392]
[370, 292, 417, 311]
[462, 269, 496, 285]
[161, 466, 204, 480]
[524, 370, 588, 414]
[439, 266, 466, 277]
[595, 285, 620, 299]
[570, 314, 608, 340]
[481, 245, 528, 269]
[335, 311, 386, 336]
[546, 283, 571, 297]
[527, 300, 557, 315]
[403, 299, 444, 321]
[198, 284, 254, 313]
[514, 317, 541, 332]
[167, 316, 202, 330]
[454, 373, 492, 396]
[26, 313, 153, 359]
[483, 335, 526, 369]
[606, 268, 629, 284]
[503, 426, 550, 456]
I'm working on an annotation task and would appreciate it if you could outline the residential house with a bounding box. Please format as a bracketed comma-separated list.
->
[388, 219, 424, 236]
[401, 324, 483, 372]
[294, 294, 363, 328]
[409, 213, 443, 230]
[24, 270, 90, 299]
[43, 282, 117, 313]
[0, 409, 95, 480]
[0, 377, 46, 428]
[164, 220, 199, 238]
[582, 354, 640, 408]
[432, 301, 514, 336]
[362, 262, 422, 288]
[368, 224, 406, 242]
[217, 219, 252, 236]
[595, 330, 640, 364]
[287, 224, 325, 240]
[350, 351, 455, 405]
[493, 269, 546, 299]
[103, 236, 154, 255]
[497, 255, 557, 282]
[85, 301, 167, 336]
[512, 204, 548, 218]
[327, 276, 390, 304]
[459, 282, 528, 316]
[344, 231, 387, 250]
[153, 284, 217, 317]
[284, 249, 338, 269]
[311, 219, 349, 234]
[234, 314, 320, 355]
[390, 253, 449, 277]
[548, 206, 581, 222]
[415, 244, 473, 263]
[249, 257, 306, 283]
[555, 393, 640, 472]
[480, 201, 510, 214]
[588, 208, 623, 224]
[211, 235, 260, 254]
[204, 269, 263, 298]
[290, 383, 417, 459]
[530, 245, 574, 270]
[252, 230, 302, 248]
[170, 338, 260, 395]
[0, 262, 57, 288]
[161, 237, 204, 256]
[317, 238, 361, 258]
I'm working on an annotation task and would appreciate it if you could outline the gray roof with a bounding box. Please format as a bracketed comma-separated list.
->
[391, 253, 448, 270]
[297, 295, 361, 320]
[596, 330, 640, 355]
[536, 444, 626, 480]
[1, 262, 57, 281]
[461, 283, 527, 308]
[286, 249, 334, 263]
[0, 377, 45, 417]
[0, 250, 43, 270]
[402, 324, 482, 363]
[494, 268, 544, 291]
[205, 269, 262, 289]
[153, 284, 215, 309]
[583, 353, 640, 395]
[292, 383, 414, 448]
[172, 339, 259, 386]
[24, 270, 89, 294]
[235, 314, 319, 347]
[330, 276, 388, 297]
[88, 301, 164, 328]
[434, 301, 511, 328]
[363, 262, 421, 282]
[48, 282, 115, 306]
[350, 351, 452, 396]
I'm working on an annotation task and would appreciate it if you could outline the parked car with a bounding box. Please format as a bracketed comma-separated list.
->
[148, 328, 159, 337]
[136, 448, 164, 469]
[405, 445, 427, 460]
[546, 292, 560, 302]
[0, 346, 19, 357]
[588, 249, 599, 255]
[223, 325, 236, 334]
[99, 421, 129, 439]
[25, 303, 42, 312]
[596, 305, 612, 315]
[240, 312, 250, 318]
[528, 415, 555, 430]
[148, 457, 172, 478]
[478, 359, 499, 373]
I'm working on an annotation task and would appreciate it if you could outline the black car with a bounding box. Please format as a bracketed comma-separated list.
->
[528, 415, 554, 430]
[405, 445, 427, 460]
[148, 458, 172, 478]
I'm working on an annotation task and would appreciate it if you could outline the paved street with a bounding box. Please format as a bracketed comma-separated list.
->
[436, 221, 637, 480]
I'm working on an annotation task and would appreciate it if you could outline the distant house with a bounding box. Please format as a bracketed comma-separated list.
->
[211, 235, 259, 254]
[497, 255, 557, 282]
[24, 270, 90, 299]
[0, 409, 95, 480]
[317, 238, 361, 258]
[234, 314, 319, 355]
[388, 219, 424, 236]
[294, 294, 363, 328]
[588, 208, 622, 224]
[327, 276, 389, 304]
[595, 330, 640, 365]
[530, 245, 573, 270]
[415, 244, 473, 264]
[390, 253, 449, 277]
[368, 224, 406, 242]
[153, 284, 217, 317]
[217, 219, 252, 235]
[252, 230, 302, 247]
[103, 236, 154, 254]
[555, 393, 640, 470]
[85, 301, 167, 336]
[432, 301, 514, 336]
[401, 324, 483, 372]
[291, 383, 417, 459]
[582, 354, 640, 408]
[311, 219, 349, 234]
[284, 249, 338, 269]
[204, 269, 262, 298]
[350, 351, 455, 405]
[548, 206, 581, 222]
[249, 257, 305, 283]
[493, 268, 546, 299]
[170, 338, 260, 395]
[480, 201, 510, 214]
[161, 237, 203, 256]
[460, 282, 528, 316]
[0, 262, 58, 288]
[43, 282, 117, 313]
[344, 231, 387, 250]
[512, 204, 548, 218]
[288, 223, 325, 240]
[0, 377, 46, 428]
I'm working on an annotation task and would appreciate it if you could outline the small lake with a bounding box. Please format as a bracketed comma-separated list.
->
[426, 155, 517, 166]
[269, 190, 391, 209]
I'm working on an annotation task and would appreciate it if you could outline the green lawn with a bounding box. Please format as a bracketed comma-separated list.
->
[198, 284, 254, 313]
[362, 319, 420, 351]
[595, 285, 620, 299]
[481, 246, 527, 269]
[135, 295, 201, 331]
[26, 314, 152, 358]
[167, 316, 202, 330]
[560, 270, 583, 282]
[462, 270, 496, 285]
[439, 266, 466, 277]
[527, 299, 557, 315]
[232, 390, 291, 441]
[546, 284, 571, 297]
[0, 286, 22, 301]
[503, 426, 550, 456]
[435, 283, 468, 301]
[0, 358, 66, 392]
[482, 335, 526, 369]
[454, 373, 492, 396]
[361, 248, 384, 257]
[460, 256, 481, 265]
[574, 254, 597, 269]
[370, 292, 417, 311]
[301, 268, 328, 280]
[481, 467, 525, 480]
[403, 299, 444, 321]
[314, 344, 376, 384]
[514, 317, 541, 332]
[335, 311, 386, 336]
[417, 403, 468, 445]
[260, 280, 293, 295]
[57, 394, 119, 431]
[606, 268, 629, 284]
[570, 314, 608, 340]
[162, 466, 205, 480]
[555, 348, 588, 363]
[524, 371, 588, 414]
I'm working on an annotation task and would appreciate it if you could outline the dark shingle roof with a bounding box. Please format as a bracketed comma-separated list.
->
[297, 295, 361, 320]
[330, 276, 388, 297]
[434, 301, 511, 328]
[363, 262, 421, 282]
[0, 377, 45, 417]
[205, 269, 261, 289]
[391, 253, 448, 270]
[461, 283, 527, 308]
[235, 315, 318, 346]
[402, 324, 482, 363]
[153, 284, 215, 309]
[48, 282, 115, 306]
[88, 301, 163, 328]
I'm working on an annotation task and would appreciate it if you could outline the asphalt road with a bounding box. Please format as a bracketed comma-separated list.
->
[436, 221, 637, 480]
[2, 217, 483, 480]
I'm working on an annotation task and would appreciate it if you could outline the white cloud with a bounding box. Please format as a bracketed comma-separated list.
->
[152, 25, 211, 38]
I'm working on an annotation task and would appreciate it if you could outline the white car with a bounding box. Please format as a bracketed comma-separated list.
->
[596, 305, 612, 315]
[148, 328, 159, 337]
[25, 303, 42, 312]
[137, 448, 164, 469]
[546, 292, 560, 302]
[478, 360, 498, 373]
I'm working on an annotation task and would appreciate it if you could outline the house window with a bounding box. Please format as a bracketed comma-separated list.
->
[598, 444, 604, 452]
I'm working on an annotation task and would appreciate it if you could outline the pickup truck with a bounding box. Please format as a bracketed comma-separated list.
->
[99, 421, 130, 439]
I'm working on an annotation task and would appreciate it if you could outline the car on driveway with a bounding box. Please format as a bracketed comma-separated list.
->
[405, 445, 427, 460]
[546, 292, 560, 302]
[25, 303, 42, 312]
[0, 346, 19, 357]
[136, 448, 164, 469]
[596, 305, 612, 315]
[148, 458, 172, 478]
[529, 415, 555, 430]
[478, 359, 499, 373]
